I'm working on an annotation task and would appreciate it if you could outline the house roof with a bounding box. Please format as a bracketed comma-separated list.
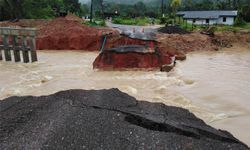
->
[177, 10, 238, 19]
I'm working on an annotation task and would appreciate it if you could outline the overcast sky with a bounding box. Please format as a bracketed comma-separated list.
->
[79, 0, 90, 3]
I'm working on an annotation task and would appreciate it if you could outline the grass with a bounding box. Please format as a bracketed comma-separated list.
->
[83, 19, 106, 27]
[214, 23, 250, 32]
[112, 17, 151, 26]
[179, 22, 204, 31]
[236, 22, 250, 29]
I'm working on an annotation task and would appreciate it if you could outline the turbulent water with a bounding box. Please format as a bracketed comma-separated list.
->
[0, 49, 250, 145]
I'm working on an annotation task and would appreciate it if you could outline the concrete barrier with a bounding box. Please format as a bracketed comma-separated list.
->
[0, 27, 37, 63]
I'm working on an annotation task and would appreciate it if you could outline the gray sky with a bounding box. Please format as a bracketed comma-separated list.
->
[79, 0, 90, 3]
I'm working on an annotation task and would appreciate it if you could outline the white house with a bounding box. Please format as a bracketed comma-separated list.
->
[177, 10, 238, 25]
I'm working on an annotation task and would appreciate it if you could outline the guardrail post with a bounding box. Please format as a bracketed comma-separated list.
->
[21, 36, 29, 63]
[2, 35, 11, 61]
[13, 35, 21, 62]
[29, 36, 37, 62]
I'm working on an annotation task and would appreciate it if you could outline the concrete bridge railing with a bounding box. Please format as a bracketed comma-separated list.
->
[0, 27, 37, 63]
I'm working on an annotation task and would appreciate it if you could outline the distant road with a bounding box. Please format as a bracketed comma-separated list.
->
[106, 21, 162, 40]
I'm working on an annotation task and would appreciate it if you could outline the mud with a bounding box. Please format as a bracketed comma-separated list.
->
[0, 89, 249, 149]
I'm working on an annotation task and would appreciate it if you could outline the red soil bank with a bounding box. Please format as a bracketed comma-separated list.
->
[36, 18, 112, 51]
[93, 50, 172, 70]
[35, 17, 153, 51]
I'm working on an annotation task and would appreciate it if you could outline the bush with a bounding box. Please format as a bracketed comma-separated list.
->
[83, 19, 106, 27]
[241, 4, 250, 22]
[160, 17, 167, 24]
[234, 16, 246, 26]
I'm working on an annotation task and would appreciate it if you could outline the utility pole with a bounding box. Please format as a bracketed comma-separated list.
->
[90, 0, 93, 22]
[100, 0, 105, 20]
[161, 0, 164, 17]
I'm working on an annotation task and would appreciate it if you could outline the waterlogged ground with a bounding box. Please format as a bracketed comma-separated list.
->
[0, 48, 250, 145]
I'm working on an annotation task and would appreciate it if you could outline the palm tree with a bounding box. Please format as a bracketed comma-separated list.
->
[171, 0, 182, 24]
[171, 0, 182, 11]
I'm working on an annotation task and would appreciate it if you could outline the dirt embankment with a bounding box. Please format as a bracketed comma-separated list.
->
[36, 18, 112, 51]
[156, 30, 250, 61]
[157, 33, 216, 53]
[213, 30, 250, 48]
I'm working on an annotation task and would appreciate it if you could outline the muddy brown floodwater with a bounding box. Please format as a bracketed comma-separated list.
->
[0, 48, 250, 146]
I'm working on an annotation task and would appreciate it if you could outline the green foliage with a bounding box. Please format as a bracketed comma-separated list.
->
[215, 25, 240, 32]
[171, 0, 182, 10]
[92, 1, 159, 19]
[83, 19, 106, 27]
[214, 23, 250, 32]
[160, 17, 167, 24]
[241, 4, 250, 22]
[234, 16, 246, 26]
[235, 22, 250, 29]
[0, 0, 87, 20]
[22, 0, 56, 19]
[112, 17, 151, 26]
[1, 0, 250, 25]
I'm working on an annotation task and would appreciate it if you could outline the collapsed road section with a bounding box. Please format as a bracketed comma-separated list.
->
[93, 43, 173, 70]
[0, 89, 249, 149]
[94, 22, 175, 70]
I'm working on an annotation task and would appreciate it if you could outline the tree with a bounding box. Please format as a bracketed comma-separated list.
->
[217, 0, 228, 10]
[134, 1, 147, 17]
[171, 0, 182, 12]
[0, 0, 23, 20]
[194, 0, 214, 10]
[0, 0, 86, 20]
[227, 0, 232, 9]
[22, 0, 55, 19]
[171, 0, 182, 24]
[241, 4, 250, 22]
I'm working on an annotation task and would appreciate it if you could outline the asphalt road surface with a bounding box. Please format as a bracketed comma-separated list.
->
[0, 89, 249, 149]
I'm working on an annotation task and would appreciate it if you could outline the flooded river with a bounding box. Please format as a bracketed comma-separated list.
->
[0, 48, 250, 145]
